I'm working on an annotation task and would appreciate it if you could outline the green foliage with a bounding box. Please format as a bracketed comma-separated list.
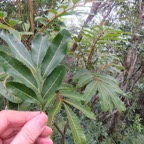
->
[0, 29, 71, 108]
[132, 115, 143, 132]
[73, 68, 126, 112]
[0, 11, 7, 18]
[0, 28, 92, 144]
[0, 0, 144, 144]
[121, 134, 144, 144]
[64, 104, 87, 144]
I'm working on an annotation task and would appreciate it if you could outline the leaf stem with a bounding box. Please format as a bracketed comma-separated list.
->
[36, 70, 43, 112]
[0, 18, 14, 28]
[86, 30, 104, 69]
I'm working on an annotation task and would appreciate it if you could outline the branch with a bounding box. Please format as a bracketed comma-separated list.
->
[16, 0, 26, 31]
[28, 0, 34, 37]
[71, 1, 102, 52]
[133, 0, 144, 41]
[100, 1, 116, 26]
[53, 123, 64, 137]
[122, 0, 144, 92]
[63, 121, 69, 135]
[102, 110, 118, 122]
[0, 18, 14, 28]
[86, 31, 104, 69]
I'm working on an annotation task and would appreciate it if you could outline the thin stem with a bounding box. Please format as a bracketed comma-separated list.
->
[86, 31, 104, 69]
[63, 120, 69, 135]
[28, 0, 35, 37]
[16, 0, 26, 31]
[0, 18, 14, 28]
[53, 123, 64, 142]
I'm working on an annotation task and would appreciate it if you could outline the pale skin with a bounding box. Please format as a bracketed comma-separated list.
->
[0, 110, 53, 144]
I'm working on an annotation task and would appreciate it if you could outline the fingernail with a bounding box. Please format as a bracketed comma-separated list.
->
[36, 113, 48, 127]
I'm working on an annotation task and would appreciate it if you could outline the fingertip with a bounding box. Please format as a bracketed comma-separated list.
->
[47, 127, 52, 135]
[40, 126, 52, 137]
[36, 113, 48, 127]
[35, 137, 53, 144]
[48, 139, 53, 144]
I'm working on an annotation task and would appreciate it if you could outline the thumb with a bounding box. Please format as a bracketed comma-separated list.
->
[11, 113, 48, 144]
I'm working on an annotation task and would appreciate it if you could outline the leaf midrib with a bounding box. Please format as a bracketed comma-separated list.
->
[43, 33, 66, 78]
[9, 85, 39, 103]
[64, 100, 95, 119]
[0, 56, 37, 91]
[50, 101, 61, 126]
[37, 36, 45, 67]
[43, 69, 64, 98]
[85, 81, 97, 101]
[65, 105, 82, 143]
[6, 34, 35, 71]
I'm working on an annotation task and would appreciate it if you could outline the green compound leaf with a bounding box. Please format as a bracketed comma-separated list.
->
[73, 68, 126, 112]
[59, 83, 76, 90]
[76, 74, 93, 88]
[43, 94, 56, 110]
[73, 68, 91, 82]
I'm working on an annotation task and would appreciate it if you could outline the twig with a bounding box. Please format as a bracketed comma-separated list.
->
[102, 110, 118, 122]
[16, 0, 26, 31]
[71, 1, 102, 52]
[86, 31, 104, 69]
[53, 123, 64, 138]
[28, 0, 34, 37]
[63, 121, 69, 135]
[100, 1, 116, 26]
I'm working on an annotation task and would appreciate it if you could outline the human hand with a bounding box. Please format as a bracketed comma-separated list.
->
[0, 110, 53, 144]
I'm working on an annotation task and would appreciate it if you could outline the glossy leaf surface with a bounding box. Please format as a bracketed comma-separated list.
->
[73, 68, 126, 112]
[48, 100, 62, 126]
[31, 34, 49, 68]
[6, 82, 38, 104]
[0, 31, 36, 71]
[0, 52, 38, 92]
[64, 99, 96, 120]
[42, 29, 71, 78]
[0, 82, 22, 103]
[59, 90, 84, 101]
[64, 104, 87, 144]
[42, 65, 66, 106]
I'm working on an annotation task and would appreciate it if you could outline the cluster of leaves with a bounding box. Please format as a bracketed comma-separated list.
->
[73, 68, 126, 112]
[0, 28, 97, 143]
[1, 0, 144, 144]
